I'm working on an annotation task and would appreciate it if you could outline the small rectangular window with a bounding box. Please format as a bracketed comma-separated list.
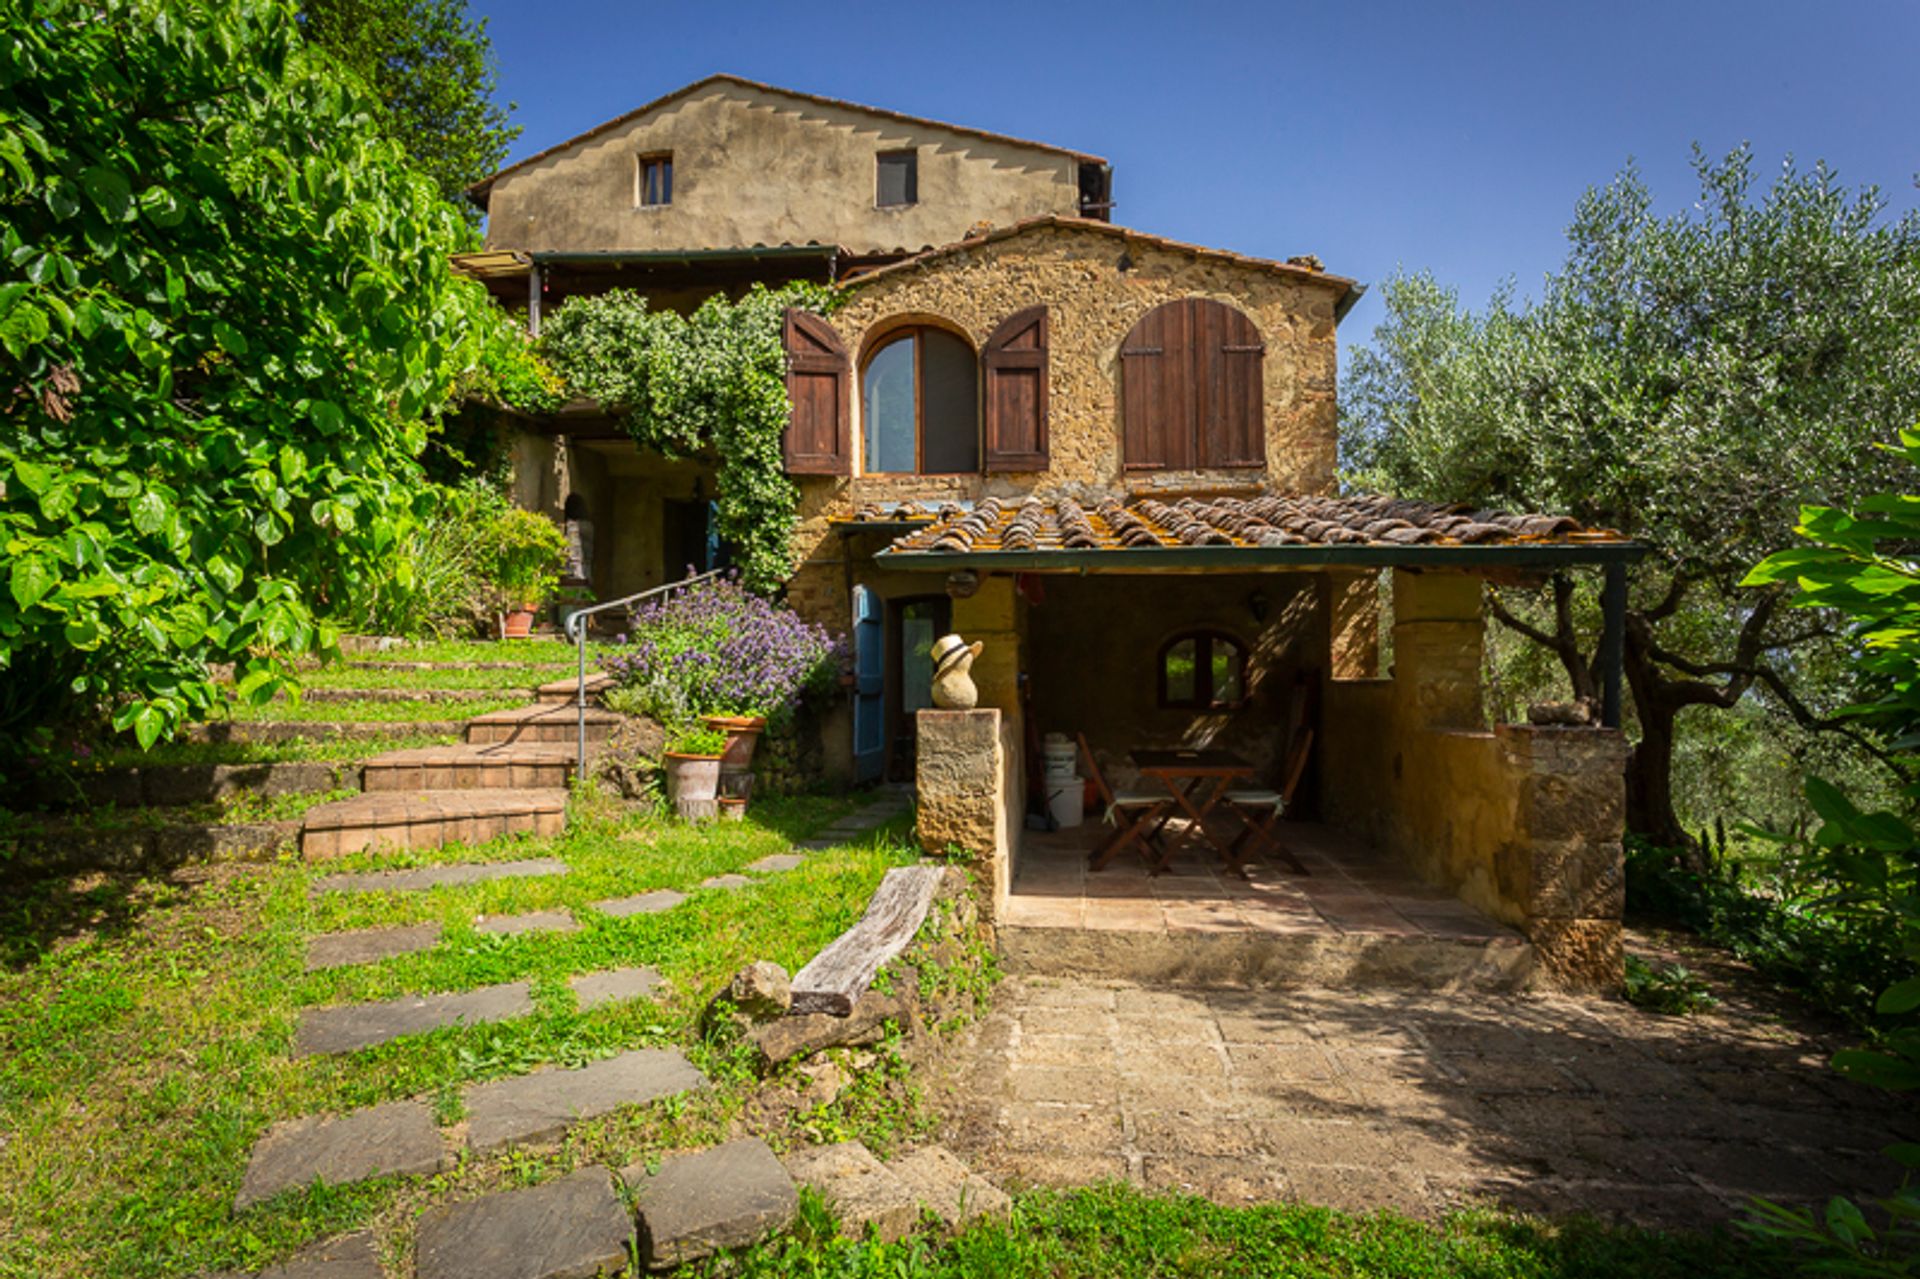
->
[638, 153, 672, 207]
[876, 150, 917, 208]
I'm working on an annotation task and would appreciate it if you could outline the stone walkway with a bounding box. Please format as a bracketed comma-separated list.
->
[940, 976, 1912, 1229]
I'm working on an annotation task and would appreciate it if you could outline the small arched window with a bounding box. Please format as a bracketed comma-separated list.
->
[1159, 630, 1247, 709]
[862, 326, 979, 475]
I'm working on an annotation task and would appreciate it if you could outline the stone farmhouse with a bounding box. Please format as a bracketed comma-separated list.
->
[458, 74, 1641, 990]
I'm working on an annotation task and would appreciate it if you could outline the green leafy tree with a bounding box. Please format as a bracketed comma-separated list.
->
[1743, 436, 1920, 1272]
[1344, 147, 1920, 844]
[0, 0, 500, 752]
[539, 283, 837, 591]
[298, 0, 518, 208]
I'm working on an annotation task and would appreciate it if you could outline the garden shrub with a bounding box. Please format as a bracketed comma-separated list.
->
[603, 573, 842, 730]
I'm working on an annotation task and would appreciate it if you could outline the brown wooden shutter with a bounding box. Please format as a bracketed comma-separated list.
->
[982, 306, 1049, 472]
[1121, 301, 1194, 470]
[782, 309, 850, 475]
[1194, 299, 1265, 468]
[1122, 299, 1264, 471]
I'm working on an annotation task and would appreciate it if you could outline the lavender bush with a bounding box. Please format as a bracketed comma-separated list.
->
[604, 572, 844, 729]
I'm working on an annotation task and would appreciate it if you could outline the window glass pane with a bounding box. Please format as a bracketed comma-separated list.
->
[863, 336, 916, 473]
[901, 602, 939, 713]
[919, 329, 978, 473]
[1164, 638, 1196, 704]
[1211, 639, 1243, 704]
[641, 157, 671, 205]
[877, 152, 916, 207]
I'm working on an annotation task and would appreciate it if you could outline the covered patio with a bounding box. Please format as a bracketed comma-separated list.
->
[887, 492, 1646, 991]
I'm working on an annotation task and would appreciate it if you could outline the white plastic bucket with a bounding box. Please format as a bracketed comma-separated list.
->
[1046, 777, 1085, 828]
[1042, 734, 1078, 779]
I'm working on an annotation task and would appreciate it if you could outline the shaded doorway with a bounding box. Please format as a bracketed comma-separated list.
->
[888, 595, 951, 781]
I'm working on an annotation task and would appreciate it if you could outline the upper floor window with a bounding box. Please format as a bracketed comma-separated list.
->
[1159, 630, 1247, 709]
[862, 326, 978, 474]
[876, 150, 918, 208]
[1121, 298, 1266, 471]
[638, 153, 673, 206]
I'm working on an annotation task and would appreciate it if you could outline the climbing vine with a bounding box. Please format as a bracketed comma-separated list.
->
[537, 282, 837, 590]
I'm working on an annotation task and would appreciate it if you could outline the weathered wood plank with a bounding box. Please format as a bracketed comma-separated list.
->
[789, 865, 946, 1017]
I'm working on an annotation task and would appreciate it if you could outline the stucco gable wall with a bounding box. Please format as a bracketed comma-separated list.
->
[482, 84, 1081, 255]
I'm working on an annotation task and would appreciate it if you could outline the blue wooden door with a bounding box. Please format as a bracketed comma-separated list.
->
[851, 586, 885, 783]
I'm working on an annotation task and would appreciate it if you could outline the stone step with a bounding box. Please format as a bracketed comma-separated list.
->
[465, 1047, 706, 1153]
[416, 1166, 631, 1279]
[779, 1142, 1008, 1243]
[624, 1138, 798, 1271]
[361, 742, 578, 792]
[305, 921, 443, 971]
[300, 788, 567, 857]
[336, 659, 575, 672]
[534, 672, 613, 705]
[186, 720, 468, 744]
[206, 1231, 382, 1279]
[294, 980, 535, 1056]
[466, 703, 621, 746]
[235, 1098, 447, 1210]
[311, 856, 568, 896]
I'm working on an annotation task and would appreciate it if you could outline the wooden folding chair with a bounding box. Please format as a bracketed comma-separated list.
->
[1078, 733, 1172, 871]
[1222, 726, 1314, 875]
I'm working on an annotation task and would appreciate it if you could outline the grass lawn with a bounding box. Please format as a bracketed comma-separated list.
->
[298, 666, 578, 692]
[0, 791, 903, 1278]
[78, 734, 463, 771]
[342, 638, 605, 666]
[225, 695, 526, 723]
[736, 1184, 1786, 1278]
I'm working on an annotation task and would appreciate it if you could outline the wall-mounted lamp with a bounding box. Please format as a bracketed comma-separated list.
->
[1247, 589, 1270, 623]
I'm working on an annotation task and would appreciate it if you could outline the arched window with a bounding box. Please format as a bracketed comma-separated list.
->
[1120, 298, 1265, 471]
[1158, 630, 1247, 709]
[862, 326, 979, 475]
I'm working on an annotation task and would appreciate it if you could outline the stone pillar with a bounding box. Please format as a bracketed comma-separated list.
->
[1499, 724, 1629, 991]
[1391, 570, 1485, 730]
[1328, 570, 1381, 679]
[915, 708, 1010, 922]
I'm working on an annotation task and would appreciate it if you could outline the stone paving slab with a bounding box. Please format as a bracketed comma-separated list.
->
[592, 889, 686, 917]
[304, 921, 442, 971]
[745, 854, 804, 874]
[465, 1047, 707, 1153]
[700, 873, 752, 891]
[889, 1145, 1010, 1227]
[205, 1230, 383, 1279]
[625, 1137, 798, 1270]
[310, 857, 567, 895]
[415, 1166, 631, 1279]
[940, 977, 1914, 1228]
[294, 981, 534, 1056]
[236, 1101, 445, 1210]
[475, 908, 578, 937]
[572, 966, 664, 1010]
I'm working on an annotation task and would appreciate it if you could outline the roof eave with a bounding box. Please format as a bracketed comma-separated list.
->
[873, 542, 1650, 572]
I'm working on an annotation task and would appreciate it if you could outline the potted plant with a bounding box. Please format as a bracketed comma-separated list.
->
[483, 509, 568, 640]
[702, 711, 767, 773]
[661, 723, 729, 821]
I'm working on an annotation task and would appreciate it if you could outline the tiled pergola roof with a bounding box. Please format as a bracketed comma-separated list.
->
[841, 493, 1637, 569]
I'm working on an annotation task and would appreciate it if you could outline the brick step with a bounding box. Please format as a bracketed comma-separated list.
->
[333, 660, 576, 672]
[186, 721, 469, 744]
[362, 743, 580, 792]
[466, 703, 621, 746]
[301, 788, 568, 857]
[534, 672, 613, 705]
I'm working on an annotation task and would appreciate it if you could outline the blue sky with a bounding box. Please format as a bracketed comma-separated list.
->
[473, 0, 1920, 345]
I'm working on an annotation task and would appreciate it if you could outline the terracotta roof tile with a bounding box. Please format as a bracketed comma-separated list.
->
[859, 492, 1626, 557]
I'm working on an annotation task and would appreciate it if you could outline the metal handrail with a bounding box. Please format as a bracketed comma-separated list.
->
[563, 568, 725, 773]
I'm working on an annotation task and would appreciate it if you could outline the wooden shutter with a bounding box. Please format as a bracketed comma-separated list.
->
[982, 305, 1049, 472]
[1194, 299, 1265, 468]
[1121, 301, 1194, 470]
[1122, 299, 1264, 471]
[782, 309, 850, 475]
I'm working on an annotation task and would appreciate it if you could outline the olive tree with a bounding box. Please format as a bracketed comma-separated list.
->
[0, 0, 499, 753]
[1344, 147, 1920, 844]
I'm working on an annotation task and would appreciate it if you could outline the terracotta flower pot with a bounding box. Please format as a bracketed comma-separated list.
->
[662, 751, 722, 821]
[501, 607, 537, 639]
[716, 796, 749, 823]
[704, 715, 766, 771]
